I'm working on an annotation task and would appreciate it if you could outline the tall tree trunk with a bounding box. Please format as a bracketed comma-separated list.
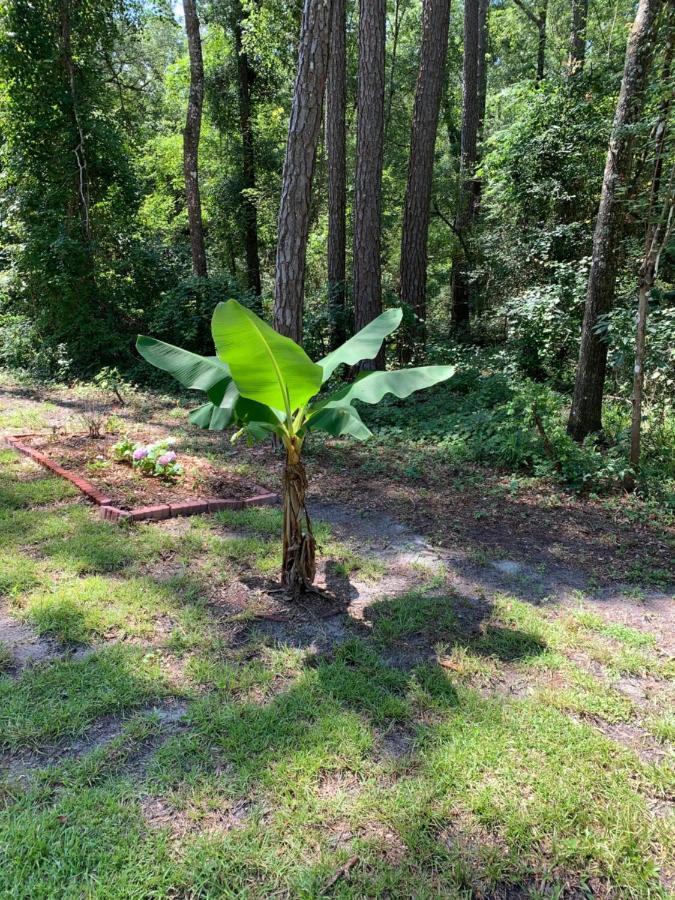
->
[535, 0, 548, 82]
[385, 0, 408, 137]
[326, 0, 347, 349]
[450, 0, 487, 332]
[567, 0, 662, 442]
[627, 12, 674, 486]
[399, 0, 450, 357]
[274, 0, 334, 341]
[59, 0, 91, 245]
[628, 181, 674, 487]
[513, 0, 547, 83]
[353, 0, 386, 368]
[476, 0, 489, 138]
[182, 0, 208, 278]
[568, 0, 589, 73]
[232, 0, 262, 303]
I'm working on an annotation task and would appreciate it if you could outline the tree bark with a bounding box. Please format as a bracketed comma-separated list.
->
[281, 443, 316, 596]
[450, 0, 487, 331]
[326, 0, 347, 349]
[182, 0, 208, 278]
[567, 0, 663, 442]
[274, 0, 334, 342]
[512, 0, 547, 83]
[232, 0, 262, 302]
[353, 0, 386, 368]
[535, 0, 548, 83]
[59, 0, 91, 245]
[399, 0, 450, 356]
[568, 0, 589, 73]
[627, 13, 674, 486]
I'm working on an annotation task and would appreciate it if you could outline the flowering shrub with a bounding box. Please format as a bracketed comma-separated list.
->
[110, 437, 183, 480]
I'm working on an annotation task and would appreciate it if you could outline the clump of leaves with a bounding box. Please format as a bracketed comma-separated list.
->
[111, 437, 136, 463]
[137, 300, 455, 595]
[111, 437, 183, 481]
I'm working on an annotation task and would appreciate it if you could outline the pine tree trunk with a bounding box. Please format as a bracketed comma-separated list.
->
[567, 0, 662, 443]
[232, 0, 262, 304]
[353, 0, 386, 369]
[399, 0, 450, 359]
[182, 0, 208, 278]
[450, 0, 484, 332]
[326, 0, 347, 349]
[274, 0, 334, 342]
[281, 443, 316, 596]
[568, 0, 588, 73]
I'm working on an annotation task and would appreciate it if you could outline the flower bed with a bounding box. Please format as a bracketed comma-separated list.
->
[7, 431, 276, 522]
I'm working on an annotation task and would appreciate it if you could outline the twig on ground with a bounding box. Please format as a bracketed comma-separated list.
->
[322, 855, 359, 893]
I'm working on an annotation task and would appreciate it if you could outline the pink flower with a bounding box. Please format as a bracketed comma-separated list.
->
[133, 447, 148, 460]
[157, 451, 177, 466]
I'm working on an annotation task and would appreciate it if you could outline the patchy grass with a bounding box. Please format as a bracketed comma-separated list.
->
[0, 399, 673, 898]
[15, 576, 179, 644]
[0, 646, 175, 749]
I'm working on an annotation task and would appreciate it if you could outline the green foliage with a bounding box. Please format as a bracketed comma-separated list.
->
[138, 301, 455, 450]
[111, 436, 184, 479]
[111, 437, 136, 463]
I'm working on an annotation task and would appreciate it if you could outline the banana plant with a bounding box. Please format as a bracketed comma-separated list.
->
[137, 301, 455, 596]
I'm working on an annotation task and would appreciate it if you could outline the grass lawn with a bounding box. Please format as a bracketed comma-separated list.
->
[0, 385, 673, 898]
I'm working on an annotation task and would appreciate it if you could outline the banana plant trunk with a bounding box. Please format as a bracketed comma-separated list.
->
[281, 441, 316, 596]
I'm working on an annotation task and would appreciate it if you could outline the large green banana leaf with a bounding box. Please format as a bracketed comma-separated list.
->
[212, 300, 322, 415]
[319, 365, 456, 410]
[307, 405, 373, 440]
[136, 336, 231, 392]
[317, 308, 403, 381]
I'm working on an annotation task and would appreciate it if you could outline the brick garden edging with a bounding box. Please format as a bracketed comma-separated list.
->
[5, 434, 278, 523]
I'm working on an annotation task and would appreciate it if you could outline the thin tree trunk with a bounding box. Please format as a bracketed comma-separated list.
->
[628, 183, 673, 484]
[567, 0, 663, 442]
[536, 0, 548, 82]
[399, 0, 450, 357]
[232, 0, 262, 303]
[281, 442, 316, 595]
[274, 0, 334, 342]
[182, 0, 208, 278]
[512, 0, 547, 83]
[568, 0, 589, 73]
[627, 14, 674, 486]
[450, 0, 483, 331]
[353, 0, 386, 368]
[59, 0, 91, 244]
[326, 0, 347, 349]
[385, 0, 408, 137]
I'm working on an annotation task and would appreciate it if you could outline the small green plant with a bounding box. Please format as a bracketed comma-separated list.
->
[137, 300, 455, 595]
[111, 437, 136, 463]
[104, 414, 125, 434]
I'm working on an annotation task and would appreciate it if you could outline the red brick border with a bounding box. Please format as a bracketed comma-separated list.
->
[5, 434, 278, 523]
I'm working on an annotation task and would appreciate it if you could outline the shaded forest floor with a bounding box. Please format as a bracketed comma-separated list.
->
[0, 377, 673, 898]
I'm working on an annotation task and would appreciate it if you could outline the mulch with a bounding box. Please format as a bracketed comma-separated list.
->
[20, 431, 259, 511]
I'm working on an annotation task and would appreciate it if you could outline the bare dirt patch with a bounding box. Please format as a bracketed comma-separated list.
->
[0, 606, 63, 672]
[305, 443, 675, 590]
[0, 701, 188, 783]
